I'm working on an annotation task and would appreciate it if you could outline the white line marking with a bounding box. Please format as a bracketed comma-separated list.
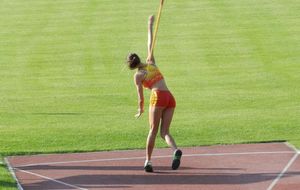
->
[284, 142, 299, 153]
[6, 148, 145, 159]
[266, 153, 299, 190]
[4, 158, 24, 190]
[14, 151, 295, 168]
[15, 156, 144, 168]
[15, 168, 88, 190]
[183, 151, 294, 157]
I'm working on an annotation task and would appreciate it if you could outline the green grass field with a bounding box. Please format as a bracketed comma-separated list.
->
[0, 0, 299, 189]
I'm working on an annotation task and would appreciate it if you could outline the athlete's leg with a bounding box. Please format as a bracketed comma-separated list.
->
[160, 107, 182, 170]
[160, 107, 177, 150]
[146, 106, 164, 161]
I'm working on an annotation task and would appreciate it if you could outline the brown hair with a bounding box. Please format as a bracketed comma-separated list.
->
[126, 53, 141, 70]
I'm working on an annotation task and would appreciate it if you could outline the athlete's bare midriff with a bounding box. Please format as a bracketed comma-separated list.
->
[150, 79, 169, 91]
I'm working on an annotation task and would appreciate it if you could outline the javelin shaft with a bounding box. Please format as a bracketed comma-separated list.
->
[150, 0, 164, 57]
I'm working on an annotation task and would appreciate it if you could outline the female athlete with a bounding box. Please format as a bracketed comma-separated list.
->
[126, 15, 182, 172]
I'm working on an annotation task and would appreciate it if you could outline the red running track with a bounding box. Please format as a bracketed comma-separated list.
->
[5, 142, 300, 190]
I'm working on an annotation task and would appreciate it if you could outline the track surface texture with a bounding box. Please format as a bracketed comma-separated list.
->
[6, 143, 300, 190]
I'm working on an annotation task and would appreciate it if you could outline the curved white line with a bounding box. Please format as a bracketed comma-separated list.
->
[14, 151, 295, 168]
[15, 168, 88, 190]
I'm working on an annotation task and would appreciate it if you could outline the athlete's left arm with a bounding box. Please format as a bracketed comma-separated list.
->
[134, 72, 144, 118]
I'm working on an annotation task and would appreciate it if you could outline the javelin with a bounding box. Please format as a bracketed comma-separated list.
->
[150, 0, 164, 57]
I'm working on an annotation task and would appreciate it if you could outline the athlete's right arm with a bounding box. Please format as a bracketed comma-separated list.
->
[134, 72, 144, 118]
[147, 15, 155, 64]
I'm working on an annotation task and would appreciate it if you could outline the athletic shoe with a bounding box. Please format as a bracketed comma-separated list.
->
[144, 160, 153, 172]
[172, 149, 182, 170]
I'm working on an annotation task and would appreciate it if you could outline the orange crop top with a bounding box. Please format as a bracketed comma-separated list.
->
[142, 64, 164, 89]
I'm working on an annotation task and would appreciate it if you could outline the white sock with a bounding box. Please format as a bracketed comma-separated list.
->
[144, 160, 152, 167]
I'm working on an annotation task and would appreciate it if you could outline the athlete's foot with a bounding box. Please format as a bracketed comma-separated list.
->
[172, 149, 182, 170]
[144, 160, 153, 172]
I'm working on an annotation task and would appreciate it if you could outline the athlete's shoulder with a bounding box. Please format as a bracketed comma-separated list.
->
[146, 63, 158, 70]
[134, 70, 146, 83]
[136, 69, 147, 76]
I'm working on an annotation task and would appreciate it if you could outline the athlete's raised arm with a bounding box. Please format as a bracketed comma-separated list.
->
[147, 15, 155, 64]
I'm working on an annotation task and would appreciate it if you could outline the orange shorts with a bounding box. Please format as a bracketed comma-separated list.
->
[150, 90, 176, 108]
